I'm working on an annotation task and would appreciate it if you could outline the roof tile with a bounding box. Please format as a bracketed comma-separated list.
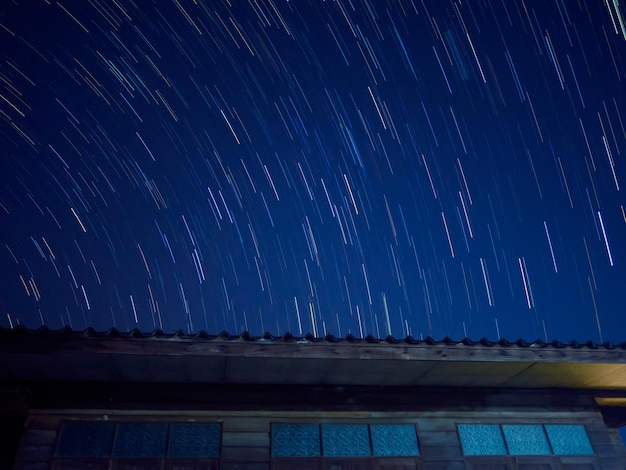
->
[1, 325, 625, 349]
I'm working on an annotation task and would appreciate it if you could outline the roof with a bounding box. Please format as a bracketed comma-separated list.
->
[1, 326, 626, 392]
[2, 325, 624, 347]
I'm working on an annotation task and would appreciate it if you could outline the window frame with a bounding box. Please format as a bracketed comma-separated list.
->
[52, 419, 222, 467]
[457, 423, 595, 457]
[270, 421, 422, 460]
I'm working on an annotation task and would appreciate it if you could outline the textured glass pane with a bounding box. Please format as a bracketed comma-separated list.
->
[168, 423, 221, 457]
[502, 424, 550, 455]
[272, 423, 320, 456]
[55, 421, 114, 457]
[322, 424, 370, 456]
[112, 422, 168, 457]
[458, 424, 507, 455]
[544, 424, 594, 455]
[370, 424, 419, 456]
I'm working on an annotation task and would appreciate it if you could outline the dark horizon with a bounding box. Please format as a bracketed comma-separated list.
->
[1, 1, 625, 342]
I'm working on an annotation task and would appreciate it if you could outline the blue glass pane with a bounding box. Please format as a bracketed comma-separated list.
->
[55, 421, 114, 457]
[544, 425, 594, 455]
[370, 424, 419, 456]
[168, 423, 221, 457]
[272, 423, 320, 456]
[322, 424, 370, 457]
[458, 424, 507, 455]
[502, 425, 551, 455]
[112, 422, 168, 457]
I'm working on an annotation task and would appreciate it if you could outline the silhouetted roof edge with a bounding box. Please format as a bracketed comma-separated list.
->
[1, 324, 625, 349]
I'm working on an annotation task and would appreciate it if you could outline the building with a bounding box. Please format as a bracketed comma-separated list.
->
[2, 326, 626, 469]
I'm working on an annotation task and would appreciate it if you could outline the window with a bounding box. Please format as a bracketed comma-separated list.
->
[370, 424, 419, 457]
[54, 420, 221, 465]
[458, 424, 594, 456]
[271, 423, 420, 458]
[168, 423, 221, 458]
[501, 425, 551, 455]
[56, 421, 115, 458]
[322, 424, 370, 457]
[543, 425, 593, 455]
[272, 423, 320, 457]
[458, 424, 507, 456]
[112, 423, 168, 457]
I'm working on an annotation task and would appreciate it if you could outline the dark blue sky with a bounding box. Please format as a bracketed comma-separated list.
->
[1, 0, 625, 342]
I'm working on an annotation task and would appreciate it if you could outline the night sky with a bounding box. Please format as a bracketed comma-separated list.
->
[1, 1, 626, 342]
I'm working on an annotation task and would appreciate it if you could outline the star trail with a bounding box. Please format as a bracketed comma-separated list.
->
[1, 0, 626, 342]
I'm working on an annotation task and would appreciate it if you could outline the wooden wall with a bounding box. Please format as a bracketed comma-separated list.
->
[12, 408, 626, 469]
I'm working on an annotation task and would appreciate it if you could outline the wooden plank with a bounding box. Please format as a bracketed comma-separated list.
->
[111, 459, 163, 470]
[592, 443, 623, 459]
[448, 409, 602, 420]
[558, 456, 600, 465]
[21, 381, 609, 413]
[225, 356, 335, 385]
[164, 460, 218, 470]
[27, 385, 603, 413]
[419, 444, 462, 462]
[558, 464, 597, 470]
[371, 457, 421, 465]
[605, 428, 626, 451]
[322, 458, 371, 469]
[324, 359, 434, 386]
[595, 457, 626, 469]
[26, 408, 606, 422]
[586, 429, 615, 446]
[463, 456, 512, 469]
[12, 463, 50, 470]
[513, 456, 558, 469]
[504, 362, 626, 389]
[5, 334, 624, 364]
[221, 463, 270, 470]
[418, 431, 459, 447]
[422, 462, 464, 470]
[417, 361, 532, 387]
[416, 419, 456, 433]
[584, 418, 613, 432]
[373, 461, 421, 469]
[222, 431, 270, 447]
[221, 446, 270, 461]
[25, 414, 62, 430]
[272, 459, 321, 470]
[514, 464, 554, 470]
[50, 460, 111, 470]
[14, 445, 52, 462]
[223, 417, 270, 432]
[210, 408, 602, 418]
[5, 336, 626, 384]
[19, 429, 57, 446]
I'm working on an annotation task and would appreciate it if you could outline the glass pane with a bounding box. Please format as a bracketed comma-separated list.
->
[112, 422, 168, 457]
[322, 424, 370, 457]
[544, 424, 594, 455]
[370, 424, 419, 456]
[55, 421, 114, 457]
[502, 424, 551, 455]
[168, 423, 221, 457]
[458, 424, 507, 455]
[272, 423, 320, 456]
